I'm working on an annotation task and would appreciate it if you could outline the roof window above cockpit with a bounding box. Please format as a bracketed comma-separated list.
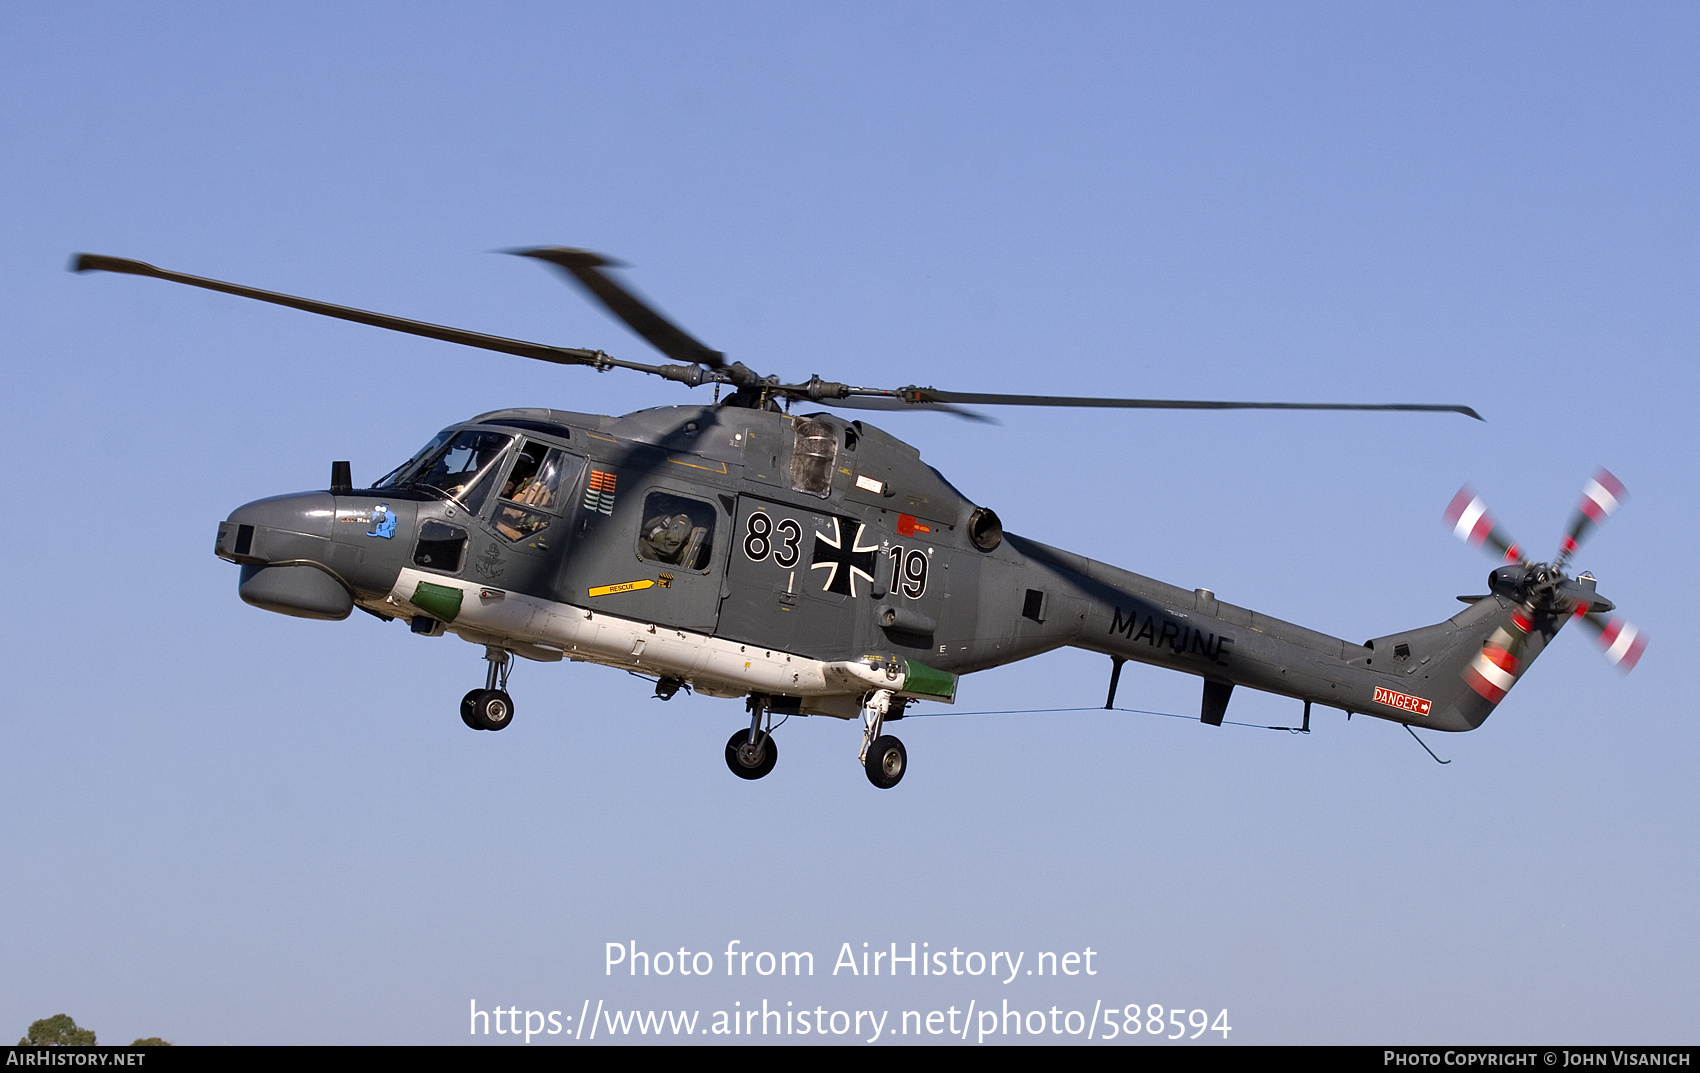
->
[790, 417, 837, 499]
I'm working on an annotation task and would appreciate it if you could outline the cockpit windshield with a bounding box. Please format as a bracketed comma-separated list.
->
[375, 429, 514, 514]
[373, 430, 452, 489]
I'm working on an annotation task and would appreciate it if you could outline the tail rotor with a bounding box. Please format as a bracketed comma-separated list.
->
[1443, 471, 1644, 692]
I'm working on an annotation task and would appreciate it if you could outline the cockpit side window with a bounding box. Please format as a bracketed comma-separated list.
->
[501, 441, 575, 509]
[636, 491, 717, 572]
[790, 418, 837, 499]
[494, 442, 583, 542]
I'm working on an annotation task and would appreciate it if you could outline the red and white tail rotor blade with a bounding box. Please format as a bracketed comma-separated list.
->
[1444, 486, 1527, 564]
[1462, 605, 1536, 704]
[1578, 611, 1647, 673]
[1557, 469, 1627, 568]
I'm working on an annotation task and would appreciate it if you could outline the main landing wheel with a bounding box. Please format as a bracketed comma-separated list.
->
[467, 689, 515, 731]
[864, 734, 906, 789]
[725, 729, 777, 780]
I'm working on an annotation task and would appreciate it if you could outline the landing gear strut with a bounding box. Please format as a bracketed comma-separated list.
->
[462, 646, 515, 731]
[859, 689, 908, 789]
[725, 695, 778, 780]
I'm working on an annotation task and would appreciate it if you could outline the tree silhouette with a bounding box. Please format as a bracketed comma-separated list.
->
[17, 1014, 95, 1046]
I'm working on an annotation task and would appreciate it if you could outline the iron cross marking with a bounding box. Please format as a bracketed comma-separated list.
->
[811, 516, 880, 597]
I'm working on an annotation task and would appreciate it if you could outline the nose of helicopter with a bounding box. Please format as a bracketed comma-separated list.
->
[221, 491, 337, 544]
[215, 491, 396, 620]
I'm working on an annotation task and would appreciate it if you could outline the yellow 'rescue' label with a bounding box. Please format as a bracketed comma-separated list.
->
[588, 580, 655, 598]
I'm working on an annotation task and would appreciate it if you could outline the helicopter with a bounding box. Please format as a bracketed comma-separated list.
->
[72, 249, 1644, 788]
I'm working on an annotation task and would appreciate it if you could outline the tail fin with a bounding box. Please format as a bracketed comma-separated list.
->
[1366, 596, 1563, 731]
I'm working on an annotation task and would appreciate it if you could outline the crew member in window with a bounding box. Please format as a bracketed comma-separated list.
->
[639, 512, 695, 565]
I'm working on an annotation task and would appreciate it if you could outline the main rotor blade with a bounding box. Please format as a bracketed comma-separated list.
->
[1556, 468, 1627, 569]
[815, 395, 996, 423]
[510, 247, 725, 371]
[72, 253, 611, 369]
[892, 388, 1482, 420]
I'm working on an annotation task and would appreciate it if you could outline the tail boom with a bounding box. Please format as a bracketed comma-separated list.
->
[989, 535, 1562, 733]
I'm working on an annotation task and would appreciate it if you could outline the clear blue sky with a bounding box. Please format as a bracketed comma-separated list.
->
[2, 3, 1694, 1045]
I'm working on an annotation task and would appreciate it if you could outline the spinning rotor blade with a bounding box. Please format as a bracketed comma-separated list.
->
[1463, 604, 1538, 704]
[1577, 611, 1647, 673]
[509, 247, 726, 371]
[1443, 486, 1528, 564]
[72, 254, 608, 367]
[1556, 468, 1627, 568]
[844, 386, 1482, 420]
[69, 254, 712, 385]
[814, 394, 995, 423]
[77, 248, 1485, 422]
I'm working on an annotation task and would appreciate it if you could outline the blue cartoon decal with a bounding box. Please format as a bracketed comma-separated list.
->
[367, 504, 397, 539]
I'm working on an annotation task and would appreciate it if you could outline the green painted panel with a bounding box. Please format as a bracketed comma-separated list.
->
[412, 580, 464, 623]
[901, 659, 957, 702]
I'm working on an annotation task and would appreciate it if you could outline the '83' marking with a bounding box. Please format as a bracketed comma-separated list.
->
[743, 511, 801, 569]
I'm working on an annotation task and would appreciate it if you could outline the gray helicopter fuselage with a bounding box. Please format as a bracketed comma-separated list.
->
[216, 403, 1542, 732]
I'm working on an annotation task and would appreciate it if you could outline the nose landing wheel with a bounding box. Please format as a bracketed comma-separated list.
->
[460, 646, 515, 731]
[464, 688, 515, 731]
[725, 694, 779, 780]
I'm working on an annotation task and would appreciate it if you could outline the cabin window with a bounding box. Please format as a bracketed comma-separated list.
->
[790, 418, 837, 498]
[636, 491, 717, 571]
